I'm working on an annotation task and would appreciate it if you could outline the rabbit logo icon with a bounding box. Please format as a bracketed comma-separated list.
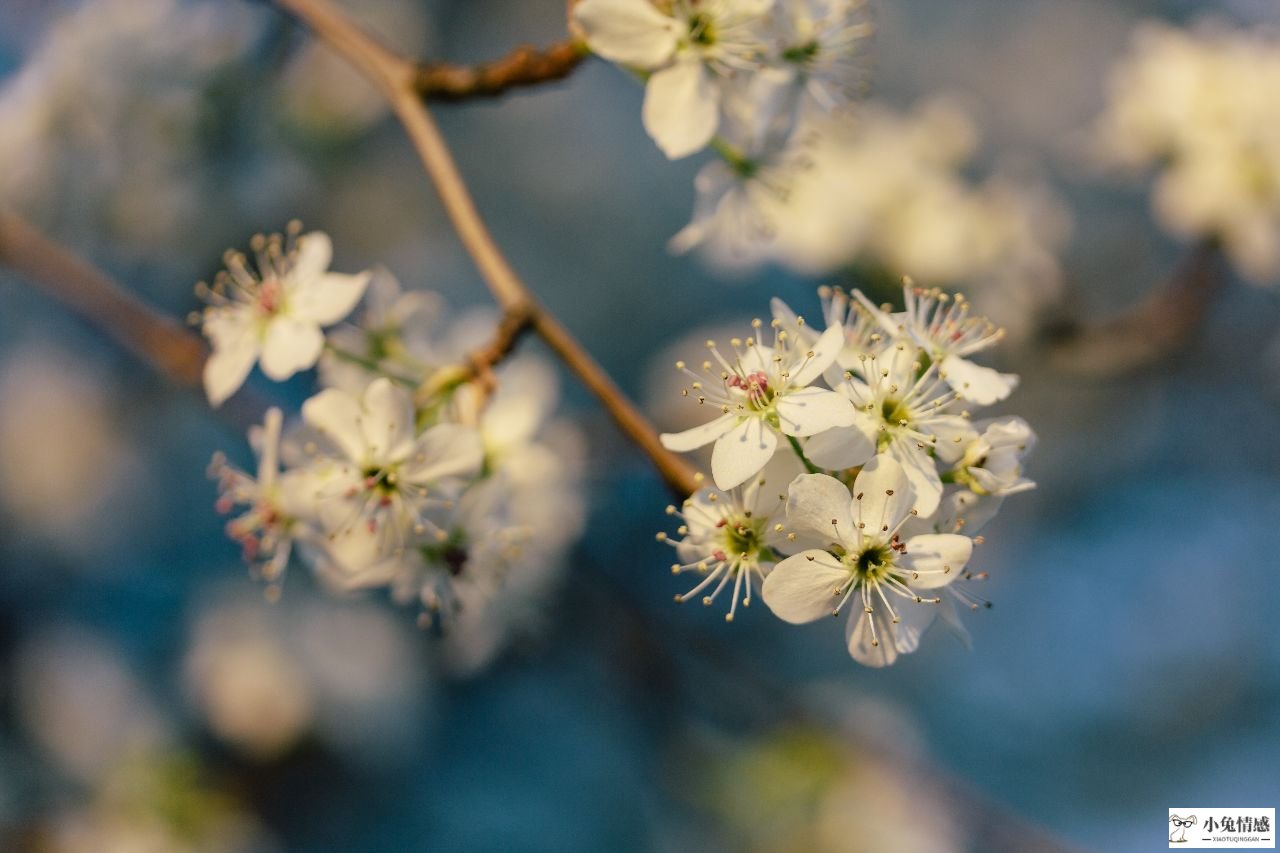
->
[1170, 814, 1198, 844]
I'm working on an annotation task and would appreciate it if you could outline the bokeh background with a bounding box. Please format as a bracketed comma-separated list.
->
[2, 0, 1279, 850]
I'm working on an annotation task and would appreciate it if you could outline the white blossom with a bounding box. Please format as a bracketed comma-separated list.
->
[318, 266, 443, 395]
[1094, 21, 1280, 283]
[659, 453, 804, 621]
[854, 283, 1018, 405]
[298, 377, 484, 587]
[574, 0, 776, 158]
[950, 416, 1037, 497]
[208, 407, 312, 587]
[807, 341, 975, 517]
[659, 318, 858, 489]
[199, 227, 371, 406]
[769, 0, 873, 114]
[669, 76, 812, 263]
[761, 457, 973, 666]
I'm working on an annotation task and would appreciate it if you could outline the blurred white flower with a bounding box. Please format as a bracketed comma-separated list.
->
[209, 407, 317, 586]
[14, 626, 169, 783]
[40, 755, 275, 853]
[768, 0, 873, 113]
[669, 78, 813, 265]
[0, 348, 141, 554]
[275, 0, 433, 139]
[318, 266, 444, 395]
[184, 590, 431, 762]
[300, 377, 484, 585]
[686, 99, 1067, 340]
[659, 319, 856, 489]
[0, 0, 262, 247]
[1094, 21, 1280, 283]
[200, 228, 372, 406]
[184, 601, 313, 759]
[762, 457, 973, 666]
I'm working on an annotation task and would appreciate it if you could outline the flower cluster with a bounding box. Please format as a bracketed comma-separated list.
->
[657, 284, 1035, 666]
[1094, 21, 1280, 283]
[202, 227, 584, 667]
[573, 0, 873, 159]
[672, 99, 1069, 340]
[0, 0, 261, 249]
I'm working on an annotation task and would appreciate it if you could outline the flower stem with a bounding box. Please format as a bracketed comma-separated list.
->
[786, 435, 821, 474]
[321, 341, 418, 387]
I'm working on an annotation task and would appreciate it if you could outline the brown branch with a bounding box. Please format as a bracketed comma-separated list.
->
[1045, 241, 1224, 377]
[0, 210, 207, 387]
[415, 39, 588, 101]
[275, 0, 700, 498]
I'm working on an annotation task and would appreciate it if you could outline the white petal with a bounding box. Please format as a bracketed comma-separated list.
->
[776, 387, 856, 437]
[574, 0, 678, 67]
[891, 598, 940, 654]
[926, 415, 977, 465]
[203, 334, 258, 407]
[302, 388, 367, 463]
[360, 378, 415, 463]
[742, 451, 805, 519]
[660, 413, 737, 452]
[802, 419, 876, 470]
[667, 162, 736, 255]
[254, 407, 284, 484]
[293, 231, 333, 281]
[934, 490, 1004, 537]
[845, 606, 898, 667]
[788, 323, 845, 388]
[760, 550, 849, 624]
[290, 271, 371, 325]
[901, 533, 972, 589]
[851, 454, 914, 534]
[941, 355, 1018, 405]
[937, 597, 973, 650]
[706, 414, 773, 489]
[851, 287, 903, 337]
[785, 473, 855, 545]
[769, 297, 814, 347]
[643, 59, 719, 159]
[401, 424, 484, 484]
[711, 418, 778, 490]
[888, 437, 941, 517]
[260, 317, 324, 380]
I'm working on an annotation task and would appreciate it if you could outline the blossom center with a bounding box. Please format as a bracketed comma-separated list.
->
[846, 536, 907, 583]
[257, 277, 285, 315]
[782, 40, 820, 64]
[687, 12, 717, 46]
[728, 370, 773, 409]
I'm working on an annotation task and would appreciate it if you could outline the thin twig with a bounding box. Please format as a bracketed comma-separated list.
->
[0, 211, 207, 387]
[415, 39, 588, 101]
[274, 0, 700, 497]
[1045, 241, 1223, 376]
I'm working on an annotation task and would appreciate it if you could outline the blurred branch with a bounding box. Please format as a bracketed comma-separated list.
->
[0, 210, 207, 387]
[415, 39, 588, 101]
[274, 0, 700, 498]
[1046, 241, 1224, 376]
